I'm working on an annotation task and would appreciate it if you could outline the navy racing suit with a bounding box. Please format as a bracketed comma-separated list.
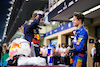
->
[24, 14, 42, 57]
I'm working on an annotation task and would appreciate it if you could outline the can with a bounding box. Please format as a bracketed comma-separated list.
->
[48, 47, 53, 66]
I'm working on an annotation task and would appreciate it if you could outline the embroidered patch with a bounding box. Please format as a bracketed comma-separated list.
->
[34, 34, 40, 40]
[78, 53, 84, 57]
[27, 22, 31, 25]
[76, 58, 82, 67]
[76, 53, 83, 67]
[78, 37, 82, 40]
[78, 37, 82, 42]
[36, 15, 39, 20]
[79, 35, 83, 38]
[39, 51, 42, 54]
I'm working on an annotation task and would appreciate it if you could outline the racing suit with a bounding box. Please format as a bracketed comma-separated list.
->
[24, 14, 42, 57]
[72, 26, 88, 67]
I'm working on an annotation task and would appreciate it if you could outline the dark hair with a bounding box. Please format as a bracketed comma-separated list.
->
[73, 12, 85, 23]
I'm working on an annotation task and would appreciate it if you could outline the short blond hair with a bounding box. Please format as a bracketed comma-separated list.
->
[33, 10, 43, 15]
[31, 10, 44, 20]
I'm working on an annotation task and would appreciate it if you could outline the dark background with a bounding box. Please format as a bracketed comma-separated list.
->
[0, 0, 11, 42]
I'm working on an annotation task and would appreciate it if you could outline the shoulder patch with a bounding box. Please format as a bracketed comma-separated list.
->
[78, 37, 83, 42]
[35, 15, 39, 20]
[27, 22, 31, 25]
[78, 37, 82, 40]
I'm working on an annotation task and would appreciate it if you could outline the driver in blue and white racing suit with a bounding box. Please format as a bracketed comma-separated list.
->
[66, 12, 88, 67]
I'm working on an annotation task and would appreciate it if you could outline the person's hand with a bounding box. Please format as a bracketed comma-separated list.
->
[37, 11, 44, 15]
[66, 47, 71, 54]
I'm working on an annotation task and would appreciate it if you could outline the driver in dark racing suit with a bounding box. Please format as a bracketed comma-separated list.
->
[24, 10, 44, 57]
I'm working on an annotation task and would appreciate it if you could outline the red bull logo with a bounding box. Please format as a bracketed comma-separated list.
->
[32, 34, 40, 44]
[34, 34, 40, 40]
[10, 43, 21, 50]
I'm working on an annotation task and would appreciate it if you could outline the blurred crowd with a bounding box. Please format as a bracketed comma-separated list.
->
[40, 44, 71, 65]
[0, 42, 71, 66]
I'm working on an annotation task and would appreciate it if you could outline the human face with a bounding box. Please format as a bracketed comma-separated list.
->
[72, 16, 81, 27]
[62, 45, 65, 48]
[40, 17, 44, 24]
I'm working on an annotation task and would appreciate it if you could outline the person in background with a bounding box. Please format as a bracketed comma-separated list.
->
[91, 43, 96, 67]
[2, 43, 9, 67]
[65, 44, 70, 65]
[60, 44, 67, 64]
[41, 45, 47, 62]
[53, 46, 57, 65]
[55, 44, 61, 64]
[40, 45, 43, 54]
[94, 46, 99, 67]
[2, 43, 7, 54]
[24, 10, 44, 57]
[6, 41, 12, 53]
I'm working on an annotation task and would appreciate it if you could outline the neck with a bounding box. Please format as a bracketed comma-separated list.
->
[30, 18, 33, 20]
[76, 23, 83, 29]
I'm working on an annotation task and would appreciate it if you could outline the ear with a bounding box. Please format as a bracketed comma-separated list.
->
[79, 19, 82, 23]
